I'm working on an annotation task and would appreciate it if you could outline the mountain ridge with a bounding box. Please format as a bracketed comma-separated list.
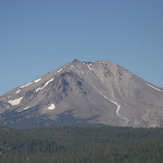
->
[0, 59, 163, 128]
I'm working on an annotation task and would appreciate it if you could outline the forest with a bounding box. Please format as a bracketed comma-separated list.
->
[0, 125, 163, 163]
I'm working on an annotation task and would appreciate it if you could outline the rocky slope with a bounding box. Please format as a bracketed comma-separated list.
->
[0, 59, 163, 128]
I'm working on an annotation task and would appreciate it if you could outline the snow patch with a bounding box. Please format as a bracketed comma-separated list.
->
[15, 89, 20, 94]
[69, 65, 83, 77]
[23, 106, 30, 110]
[48, 103, 55, 110]
[35, 87, 41, 92]
[34, 78, 41, 83]
[87, 64, 94, 71]
[146, 83, 162, 92]
[69, 65, 75, 70]
[8, 97, 23, 106]
[93, 86, 129, 125]
[20, 82, 33, 88]
[57, 68, 63, 73]
[35, 78, 54, 92]
[93, 87, 121, 117]
[109, 99, 121, 117]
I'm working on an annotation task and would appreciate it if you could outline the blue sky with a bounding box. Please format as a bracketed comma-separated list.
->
[0, 0, 163, 96]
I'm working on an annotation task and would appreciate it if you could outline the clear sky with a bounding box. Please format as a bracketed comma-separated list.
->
[0, 0, 163, 96]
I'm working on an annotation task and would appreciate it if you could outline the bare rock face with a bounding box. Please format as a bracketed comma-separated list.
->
[0, 59, 163, 128]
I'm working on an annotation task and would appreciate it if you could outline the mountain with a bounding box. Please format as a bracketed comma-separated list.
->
[0, 59, 163, 128]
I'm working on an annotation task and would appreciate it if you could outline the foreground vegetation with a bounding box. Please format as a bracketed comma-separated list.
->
[0, 125, 163, 163]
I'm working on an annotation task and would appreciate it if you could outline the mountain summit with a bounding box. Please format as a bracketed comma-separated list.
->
[0, 59, 163, 128]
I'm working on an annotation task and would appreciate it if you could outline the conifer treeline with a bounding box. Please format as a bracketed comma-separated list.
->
[0, 126, 163, 163]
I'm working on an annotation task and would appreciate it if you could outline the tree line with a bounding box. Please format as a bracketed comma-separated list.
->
[0, 125, 163, 163]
